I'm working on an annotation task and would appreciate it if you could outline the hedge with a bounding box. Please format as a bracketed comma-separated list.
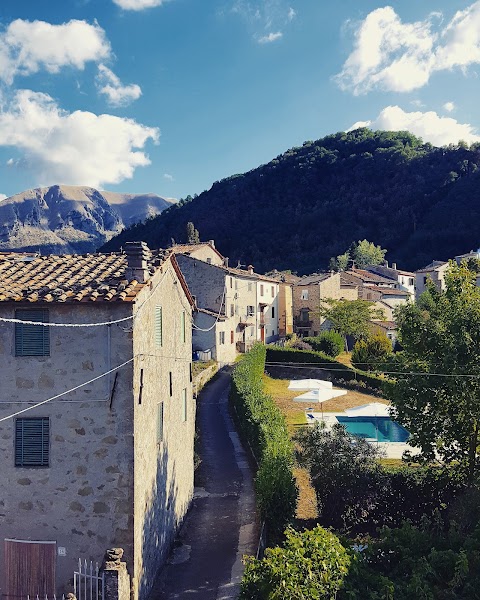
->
[265, 346, 395, 396]
[304, 331, 344, 357]
[230, 344, 298, 544]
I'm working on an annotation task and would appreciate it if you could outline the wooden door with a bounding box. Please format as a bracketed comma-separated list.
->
[5, 539, 56, 598]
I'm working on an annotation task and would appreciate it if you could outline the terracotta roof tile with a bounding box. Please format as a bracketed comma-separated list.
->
[0, 249, 169, 304]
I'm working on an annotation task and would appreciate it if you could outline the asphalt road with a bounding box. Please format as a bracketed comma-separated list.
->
[150, 369, 257, 599]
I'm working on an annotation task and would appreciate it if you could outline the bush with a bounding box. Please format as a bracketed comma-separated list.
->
[230, 344, 297, 543]
[290, 339, 313, 351]
[304, 331, 345, 357]
[351, 332, 393, 371]
[240, 526, 351, 600]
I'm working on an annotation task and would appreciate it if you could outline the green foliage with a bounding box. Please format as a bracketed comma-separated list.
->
[230, 344, 297, 543]
[330, 240, 387, 271]
[101, 130, 480, 274]
[316, 298, 385, 346]
[304, 331, 345, 357]
[240, 526, 351, 600]
[389, 262, 480, 478]
[351, 332, 393, 371]
[186, 221, 200, 243]
[329, 251, 350, 272]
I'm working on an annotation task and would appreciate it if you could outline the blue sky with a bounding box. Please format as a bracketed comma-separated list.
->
[0, 0, 479, 200]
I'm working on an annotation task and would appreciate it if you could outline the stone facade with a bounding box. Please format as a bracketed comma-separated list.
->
[415, 261, 449, 299]
[0, 255, 194, 600]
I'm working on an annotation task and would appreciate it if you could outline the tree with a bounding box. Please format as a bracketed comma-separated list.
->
[316, 298, 385, 350]
[329, 251, 350, 271]
[351, 239, 387, 268]
[388, 263, 480, 479]
[186, 221, 200, 243]
[351, 331, 393, 371]
[240, 526, 351, 600]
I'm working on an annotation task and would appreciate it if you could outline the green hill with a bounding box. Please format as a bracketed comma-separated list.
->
[101, 129, 480, 273]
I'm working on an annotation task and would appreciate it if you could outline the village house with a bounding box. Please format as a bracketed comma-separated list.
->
[267, 271, 298, 338]
[365, 263, 416, 298]
[415, 260, 449, 299]
[292, 272, 358, 337]
[174, 253, 279, 363]
[0, 242, 195, 600]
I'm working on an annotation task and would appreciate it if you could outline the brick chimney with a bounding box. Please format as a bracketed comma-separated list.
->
[247, 265, 254, 275]
[125, 241, 151, 283]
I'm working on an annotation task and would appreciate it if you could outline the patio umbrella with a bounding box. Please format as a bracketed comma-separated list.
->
[288, 378, 333, 390]
[344, 403, 390, 417]
[293, 388, 347, 419]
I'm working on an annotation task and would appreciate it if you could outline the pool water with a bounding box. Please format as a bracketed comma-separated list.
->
[336, 416, 410, 443]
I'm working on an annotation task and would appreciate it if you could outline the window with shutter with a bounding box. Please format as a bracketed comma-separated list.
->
[15, 309, 50, 357]
[15, 418, 50, 467]
[181, 388, 187, 422]
[181, 311, 186, 343]
[157, 402, 164, 442]
[155, 306, 163, 347]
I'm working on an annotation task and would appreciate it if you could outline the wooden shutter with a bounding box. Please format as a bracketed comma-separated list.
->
[5, 539, 56, 596]
[155, 306, 163, 347]
[181, 311, 186, 343]
[15, 418, 50, 467]
[15, 309, 50, 356]
[156, 402, 164, 442]
[182, 389, 187, 422]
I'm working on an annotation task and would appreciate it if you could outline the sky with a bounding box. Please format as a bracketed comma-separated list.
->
[0, 0, 479, 200]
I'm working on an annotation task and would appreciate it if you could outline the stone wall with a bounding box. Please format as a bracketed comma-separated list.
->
[0, 302, 135, 595]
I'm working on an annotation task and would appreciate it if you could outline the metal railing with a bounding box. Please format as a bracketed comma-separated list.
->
[74, 559, 104, 600]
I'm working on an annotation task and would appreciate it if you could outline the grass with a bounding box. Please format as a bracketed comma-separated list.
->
[192, 359, 216, 378]
[263, 373, 390, 522]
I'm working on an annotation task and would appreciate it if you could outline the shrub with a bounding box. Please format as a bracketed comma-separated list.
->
[304, 331, 345, 357]
[290, 339, 313, 350]
[230, 344, 297, 543]
[351, 332, 393, 371]
[240, 526, 351, 600]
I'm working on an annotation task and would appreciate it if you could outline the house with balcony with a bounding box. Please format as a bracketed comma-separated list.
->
[0, 242, 195, 600]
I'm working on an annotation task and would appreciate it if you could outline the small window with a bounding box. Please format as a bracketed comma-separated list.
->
[182, 388, 187, 422]
[181, 311, 186, 343]
[15, 417, 50, 467]
[206, 258, 212, 264]
[219, 331, 225, 345]
[230, 304, 235, 317]
[169, 371, 173, 396]
[300, 309, 309, 321]
[157, 403, 164, 442]
[424, 276, 427, 284]
[409, 278, 414, 286]
[301, 290, 309, 300]
[247, 305, 255, 317]
[15, 309, 50, 357]
[271, 286, 275, 297]
[230, 277, 233, 288]
[272, 306, 275, 318]
[231, 330, 234, 344]
[260, 285, 264, 296]
[235, 280, 238, 290]
[155, 306, 163, 347]
[248, 282, 252, 292]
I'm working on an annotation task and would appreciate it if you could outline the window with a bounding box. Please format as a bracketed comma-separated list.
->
[169, 371, 173, 396]
[300, 290, 309, 300]
[409, 278, 414, 286]
[260, 285, 264, 296]
[156, 403, 164, 442]
[182, 388, 187, 422]
[424, 276, 427, 284]
[219, 331, 225, 345]
[300, 309, 309, 322]
[155, 306, 163, 347]
[231, 330, 234, 344]
[206, 258, 212, 264]
[271, 286, 275, 297]
[235, 280, 238, 290]
[248, 282, 252, 292]
[247, 305, 255, 317]
[230, 277, 233, 288]
[272, 306, 275, 318]
[15, 309, 50, 357]
[181, 311, 186, 343]
[230, 304, 235, 317]
[15, 417, 49, 467]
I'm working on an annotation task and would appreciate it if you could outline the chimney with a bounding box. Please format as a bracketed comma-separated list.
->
[247, 265, 254, 275]
[223, 257, 229, 268]
[392, 262, 397, 270]
[125, 241, 151, 283]
[208, 239, 215, 248]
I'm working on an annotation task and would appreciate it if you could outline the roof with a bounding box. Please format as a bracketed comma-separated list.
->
[170, 241, 225, 260]
[295, 272, 336, 286]
[347, 269, 397, 285]
[369, 286, 409, 297]
[416, 261, 448, 273]
[371, 320, 397, 330]
[365, 265, 415, 278]
[0, 248, 176, 304]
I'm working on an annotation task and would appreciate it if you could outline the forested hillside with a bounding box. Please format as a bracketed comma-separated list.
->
[102, 129, 480, 273]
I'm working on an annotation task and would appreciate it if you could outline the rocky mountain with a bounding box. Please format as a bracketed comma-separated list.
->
[102, 129, 480, 274]
[0, 185, 174, 255]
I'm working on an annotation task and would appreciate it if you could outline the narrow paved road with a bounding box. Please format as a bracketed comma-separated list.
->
[150, 369, 257, 599]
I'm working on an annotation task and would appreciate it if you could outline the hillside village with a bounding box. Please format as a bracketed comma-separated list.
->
[1, 236, 478, 599]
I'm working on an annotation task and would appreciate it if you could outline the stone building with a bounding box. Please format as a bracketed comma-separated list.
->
[292, 272, 358, 337]
[0, 242, 195, 600]
[415, 260, 449, 299]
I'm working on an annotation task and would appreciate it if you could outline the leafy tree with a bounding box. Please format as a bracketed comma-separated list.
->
[329, 251, 350, 271]
[240, 526, 351, 600]
[186, 221, 200, 243]
[316, 298, 385, 350]
[351, 239, 387, 268]
[388, 263, 480, 479]
[351, 331, 393, 371]
[295, 423, 385, 531]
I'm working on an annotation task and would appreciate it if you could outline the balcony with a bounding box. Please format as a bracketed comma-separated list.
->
[294, 320, 312, 328]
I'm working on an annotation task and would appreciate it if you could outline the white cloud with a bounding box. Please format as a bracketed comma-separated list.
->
[96, 64, 142, 107]
[348, 105, 480, 146]
[163, 173, 174, 181]
[258, 31, 283, 44]
[112, 0, 168, 9]
[0, 90, 159, 188]
[287, 7, 296, 21]
[336, 2, 480, 94]
[443, 101, 455, 112]
[0, 19, 110, 84]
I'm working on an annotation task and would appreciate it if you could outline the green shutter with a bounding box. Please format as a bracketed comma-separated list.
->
[181, 311, 186, 343]
[15, 418, 50, 467]
[155, 306, 163, 347]
[15, 309, 50, 356]
[157, 402, 164, 442]
[182, 388, 187, 422]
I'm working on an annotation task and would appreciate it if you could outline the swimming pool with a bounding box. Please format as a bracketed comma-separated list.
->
[336, 416, 410, 443]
